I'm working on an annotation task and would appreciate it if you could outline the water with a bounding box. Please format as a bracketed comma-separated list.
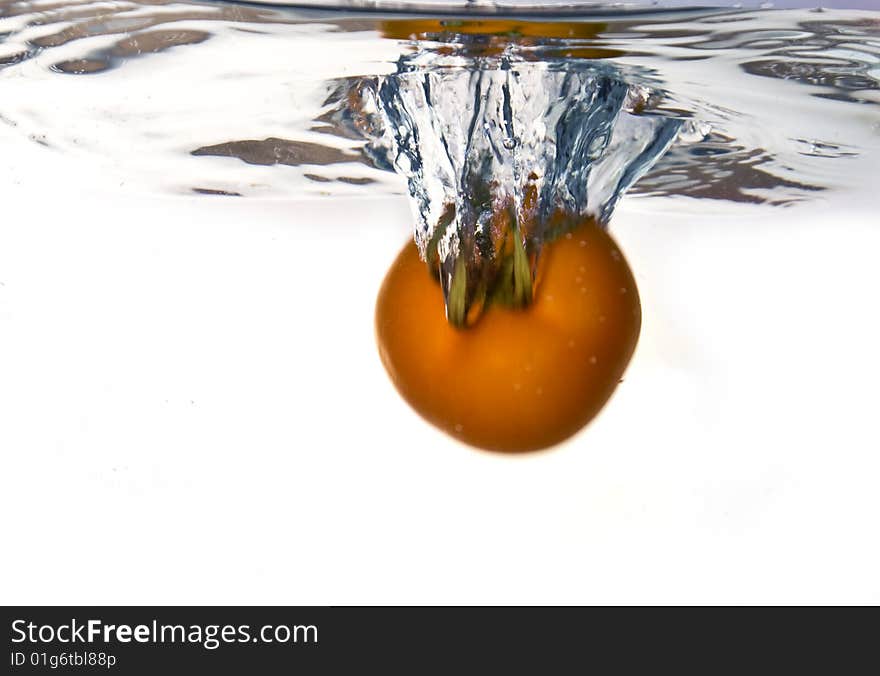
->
[1, 2, 876, 201]
[2, 0, 880, 603]
[3, 1, 877, 322]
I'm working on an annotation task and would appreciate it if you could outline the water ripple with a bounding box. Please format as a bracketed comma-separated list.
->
[0, 0, 877, 205]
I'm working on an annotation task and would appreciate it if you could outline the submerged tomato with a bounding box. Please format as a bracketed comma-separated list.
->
[375, 221, 641, 453]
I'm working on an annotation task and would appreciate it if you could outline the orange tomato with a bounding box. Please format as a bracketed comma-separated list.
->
[376, 220, 641, 453]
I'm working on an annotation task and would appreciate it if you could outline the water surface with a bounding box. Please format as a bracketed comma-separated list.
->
[1, 1, 877, 207]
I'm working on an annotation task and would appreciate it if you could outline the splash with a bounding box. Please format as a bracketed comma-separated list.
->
[349, 39, 681, 324]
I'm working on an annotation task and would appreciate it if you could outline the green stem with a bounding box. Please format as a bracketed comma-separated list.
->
[446, 256, 468, 327]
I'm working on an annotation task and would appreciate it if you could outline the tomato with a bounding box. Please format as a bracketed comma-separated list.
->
[375, 220, 641, 453]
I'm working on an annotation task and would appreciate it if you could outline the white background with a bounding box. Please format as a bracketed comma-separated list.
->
[1, 127, 879, 605]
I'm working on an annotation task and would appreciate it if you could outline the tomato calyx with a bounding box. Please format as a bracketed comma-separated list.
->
[428, 214, 538, 328]
[425, 201, 598, 329]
